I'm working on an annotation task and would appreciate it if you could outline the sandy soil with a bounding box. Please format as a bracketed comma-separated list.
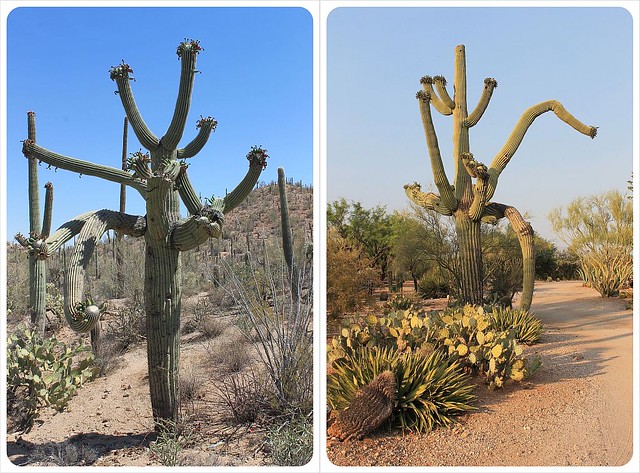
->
[326, 281, 635, 467]
[6, 313, 271, 467]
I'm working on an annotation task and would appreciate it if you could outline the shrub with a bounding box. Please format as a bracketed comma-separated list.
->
[6, 327, 98, 432]
[329, 305, 541, 390]
[490, 307, 543, 344]
[385, 294, 413, 311]
[417, 273, 449, 299]
[328, 346, 476, 433]
[266, 414, 313, 466]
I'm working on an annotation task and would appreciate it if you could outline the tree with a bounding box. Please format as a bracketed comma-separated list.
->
[326, 227, 379, 321]
[389, 212, 430, 292]
[327, 200, 393, 282]
[404, 44, 596, 310]
[16, 40, 267, 428]
[549, 190, 632, 297]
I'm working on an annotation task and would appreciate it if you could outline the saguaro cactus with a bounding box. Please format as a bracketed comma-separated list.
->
[405, 44, 597, 309]
[277, 167, 300, 299]
[19, 40, 268, 427]
[20, 111, 54, 335]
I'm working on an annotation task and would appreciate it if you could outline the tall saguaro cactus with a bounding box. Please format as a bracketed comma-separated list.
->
[19, 40, 268, 427]
[405, 45, 597, 309]
[20, 111, 55, 335]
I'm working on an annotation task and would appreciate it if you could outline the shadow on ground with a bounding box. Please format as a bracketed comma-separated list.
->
[7, 431, 156, 466]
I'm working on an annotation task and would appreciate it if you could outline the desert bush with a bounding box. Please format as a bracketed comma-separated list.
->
[6, 326, 98, 432]
[221, 243, 313, 414]
[328, 346, 476, 433]
[214, 370, 275, 424]
[27, 440, 99, 466]
[106, 300, 146, 351]
[385, 294, 414, 311]
[550, 190, 632, 297]
[326, 227, 379, 321]
[149, 418, 197, 467]
[329, 305, 541, 390]
[183, 297, 227, 338]
[204, 330, 251, 374]
[490, 307, 543, 344]
[417, 272, 450, 299]
[266, 413, 313, 466]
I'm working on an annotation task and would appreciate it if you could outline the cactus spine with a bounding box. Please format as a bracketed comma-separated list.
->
[406, 45, 596, 310]
[20, 40, 267, 427]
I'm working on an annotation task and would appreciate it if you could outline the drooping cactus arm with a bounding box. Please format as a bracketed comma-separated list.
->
[110, 62, 159, 151]
[170, 212, 223, 251]
[66, 210, 144, 332]
[416, 91, 457, 212]
[403, 182, 453, 216]
[420, 76, 453, 115]
[161, 41, 202, 150]
[486, 100, 597, 201]
[465, 78, 498, 127]
[433, 75, 456, 109]
[42, 182, 54, 238]
[31, 209, 146, 256]
[222, 146, 269, 214]
[482, 202, 535, 311]
[461, 153, 490, 221]
[22, 141, 148, 196]
[176, 116, 217, 159]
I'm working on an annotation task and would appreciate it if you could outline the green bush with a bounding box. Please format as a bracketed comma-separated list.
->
[489, 307, 543, 344]
[328, 305, 542, 391]
[6, 326, 98, 432]
[328, 346, 476, 433]
[266, 414, 313, 466]
[417, 273, 449, 299]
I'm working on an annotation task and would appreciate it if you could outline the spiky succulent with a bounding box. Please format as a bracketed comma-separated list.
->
[489, 307, 544, 344]
[328, 346, 476, 433]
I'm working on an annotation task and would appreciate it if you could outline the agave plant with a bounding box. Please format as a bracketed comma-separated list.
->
[490, 307, 543, 344]
[327, 346, 476, 433]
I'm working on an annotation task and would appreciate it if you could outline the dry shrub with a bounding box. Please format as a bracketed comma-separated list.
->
[203, 329, 251, 374]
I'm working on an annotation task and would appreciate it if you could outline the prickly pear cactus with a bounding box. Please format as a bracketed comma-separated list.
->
[18, 40, 267, 427]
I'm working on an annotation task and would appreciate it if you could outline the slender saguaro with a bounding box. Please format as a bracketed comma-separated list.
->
[18, 40, 268, 427]
[23, 111, 55, 335]
[405, 45, 597, 309]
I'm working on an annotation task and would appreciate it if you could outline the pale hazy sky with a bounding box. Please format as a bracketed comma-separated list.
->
[327, 6, 633, 244]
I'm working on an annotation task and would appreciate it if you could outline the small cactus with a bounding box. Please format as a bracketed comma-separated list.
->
[327, 370, 396, 441]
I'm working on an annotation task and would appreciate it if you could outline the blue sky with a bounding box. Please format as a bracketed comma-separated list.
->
[327, 6, 634, 244]
[4, 6, 313, 240]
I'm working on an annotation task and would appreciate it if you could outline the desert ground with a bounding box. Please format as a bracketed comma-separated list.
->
[327, 280, 635, 467]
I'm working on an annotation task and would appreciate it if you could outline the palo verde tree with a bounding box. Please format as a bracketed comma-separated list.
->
[17, 39, 268, 428]
[404, 44, 597, 310]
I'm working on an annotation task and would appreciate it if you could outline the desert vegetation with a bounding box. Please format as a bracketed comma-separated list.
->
[6, 39, 313, 467]
[326, 44, 633, 452]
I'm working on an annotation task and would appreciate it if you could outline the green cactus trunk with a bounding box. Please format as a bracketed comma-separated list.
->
[145, 238, 182, 424]
[27, 111, 46, 334]
[454, 212, 483, 305]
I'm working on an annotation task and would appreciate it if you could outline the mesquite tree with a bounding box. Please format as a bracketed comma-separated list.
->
[18, 40, 268, 427]
[405, 44, 597, 309]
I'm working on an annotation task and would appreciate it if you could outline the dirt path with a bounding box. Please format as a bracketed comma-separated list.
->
[327, 281, 635, 467]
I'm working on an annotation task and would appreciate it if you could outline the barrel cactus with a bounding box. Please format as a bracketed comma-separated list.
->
[405, 44, 597, 310]
[17, 40, 267, 428]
